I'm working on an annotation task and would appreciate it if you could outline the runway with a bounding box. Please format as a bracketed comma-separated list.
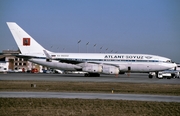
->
[1, 92, 180, 102]
[0, 73, 180, 102]
[0, 73, 180, 84]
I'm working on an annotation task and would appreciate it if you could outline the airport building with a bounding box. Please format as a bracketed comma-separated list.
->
[0, 50, 43, 72]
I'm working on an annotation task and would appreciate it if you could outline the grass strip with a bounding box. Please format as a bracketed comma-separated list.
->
[0, 98, 180, 116]
[0, 81, 180, 95]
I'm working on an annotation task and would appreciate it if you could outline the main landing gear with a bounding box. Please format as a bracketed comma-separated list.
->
[84, 73, 100, 77]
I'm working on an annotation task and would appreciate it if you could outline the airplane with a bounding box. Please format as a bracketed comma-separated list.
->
[6, 22, 177, 78]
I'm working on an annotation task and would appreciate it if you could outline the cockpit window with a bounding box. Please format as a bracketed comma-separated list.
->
[166, 60, 171, 63]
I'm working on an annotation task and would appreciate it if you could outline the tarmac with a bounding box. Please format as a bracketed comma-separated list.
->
[0, 73, 180, 102]
[0, 73, 179, 84]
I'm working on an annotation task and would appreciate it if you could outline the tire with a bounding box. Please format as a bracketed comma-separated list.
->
[149, 75, 153, 79]
[167, 76, 171, 79]
[84, 73, 89, 77]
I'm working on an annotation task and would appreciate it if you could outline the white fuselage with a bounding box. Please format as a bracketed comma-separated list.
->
[27, 53, 177, 73]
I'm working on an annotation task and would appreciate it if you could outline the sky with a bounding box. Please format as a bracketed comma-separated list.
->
[0, 0, 180, 63]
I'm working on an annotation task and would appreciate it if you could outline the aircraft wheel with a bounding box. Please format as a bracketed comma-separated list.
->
[84, 73, 100, 77]
[84, 73, 90, 77]
[167, 76, 171, 79]
[89, 73, 100, 77]
[149, 75, 153, 79]
[171, 74, 175, 78]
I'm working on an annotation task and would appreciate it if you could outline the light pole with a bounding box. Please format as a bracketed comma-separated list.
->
[105, 48, 108, 53]
[50, 46, 53, 51]
[86, 42, 89, 53]
[100, 46, 103, 53]
[77, 40, 81, 53]
[57, 47, 59, 52]
[94, 44, 96, 53]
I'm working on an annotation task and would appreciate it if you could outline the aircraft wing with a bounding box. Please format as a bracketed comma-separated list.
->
[54, 58, 120, 68]
[55, 58, 84, 64]
[44, 50, 119, 67]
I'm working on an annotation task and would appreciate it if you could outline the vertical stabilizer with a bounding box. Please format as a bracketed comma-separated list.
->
[7, 22, 47, 55]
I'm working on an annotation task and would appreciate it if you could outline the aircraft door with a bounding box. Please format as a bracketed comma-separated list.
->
[128, 66, 131, 71]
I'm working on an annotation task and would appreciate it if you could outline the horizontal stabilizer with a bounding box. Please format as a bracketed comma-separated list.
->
[43, 50, 52, 59]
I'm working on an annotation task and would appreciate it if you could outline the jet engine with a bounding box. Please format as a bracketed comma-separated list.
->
[102, 65, 119, 74]
[82, 64, 102, 73]
[118, 65, 127, 71]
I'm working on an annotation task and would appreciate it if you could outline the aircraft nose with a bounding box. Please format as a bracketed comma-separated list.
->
[164, 63, 177, 70]
[173, 63, 177, 70]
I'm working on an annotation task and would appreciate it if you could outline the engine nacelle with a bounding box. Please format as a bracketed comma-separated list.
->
[102, 65, 119, 74]
[82, 64, 102, 73]
[119, 65, 127, 71]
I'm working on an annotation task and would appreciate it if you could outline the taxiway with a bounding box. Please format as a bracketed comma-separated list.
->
[1, 91, 180, 102]
[0, 73, 179, 84]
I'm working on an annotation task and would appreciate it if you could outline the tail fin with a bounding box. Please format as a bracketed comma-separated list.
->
[7, 22, 47, 55]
